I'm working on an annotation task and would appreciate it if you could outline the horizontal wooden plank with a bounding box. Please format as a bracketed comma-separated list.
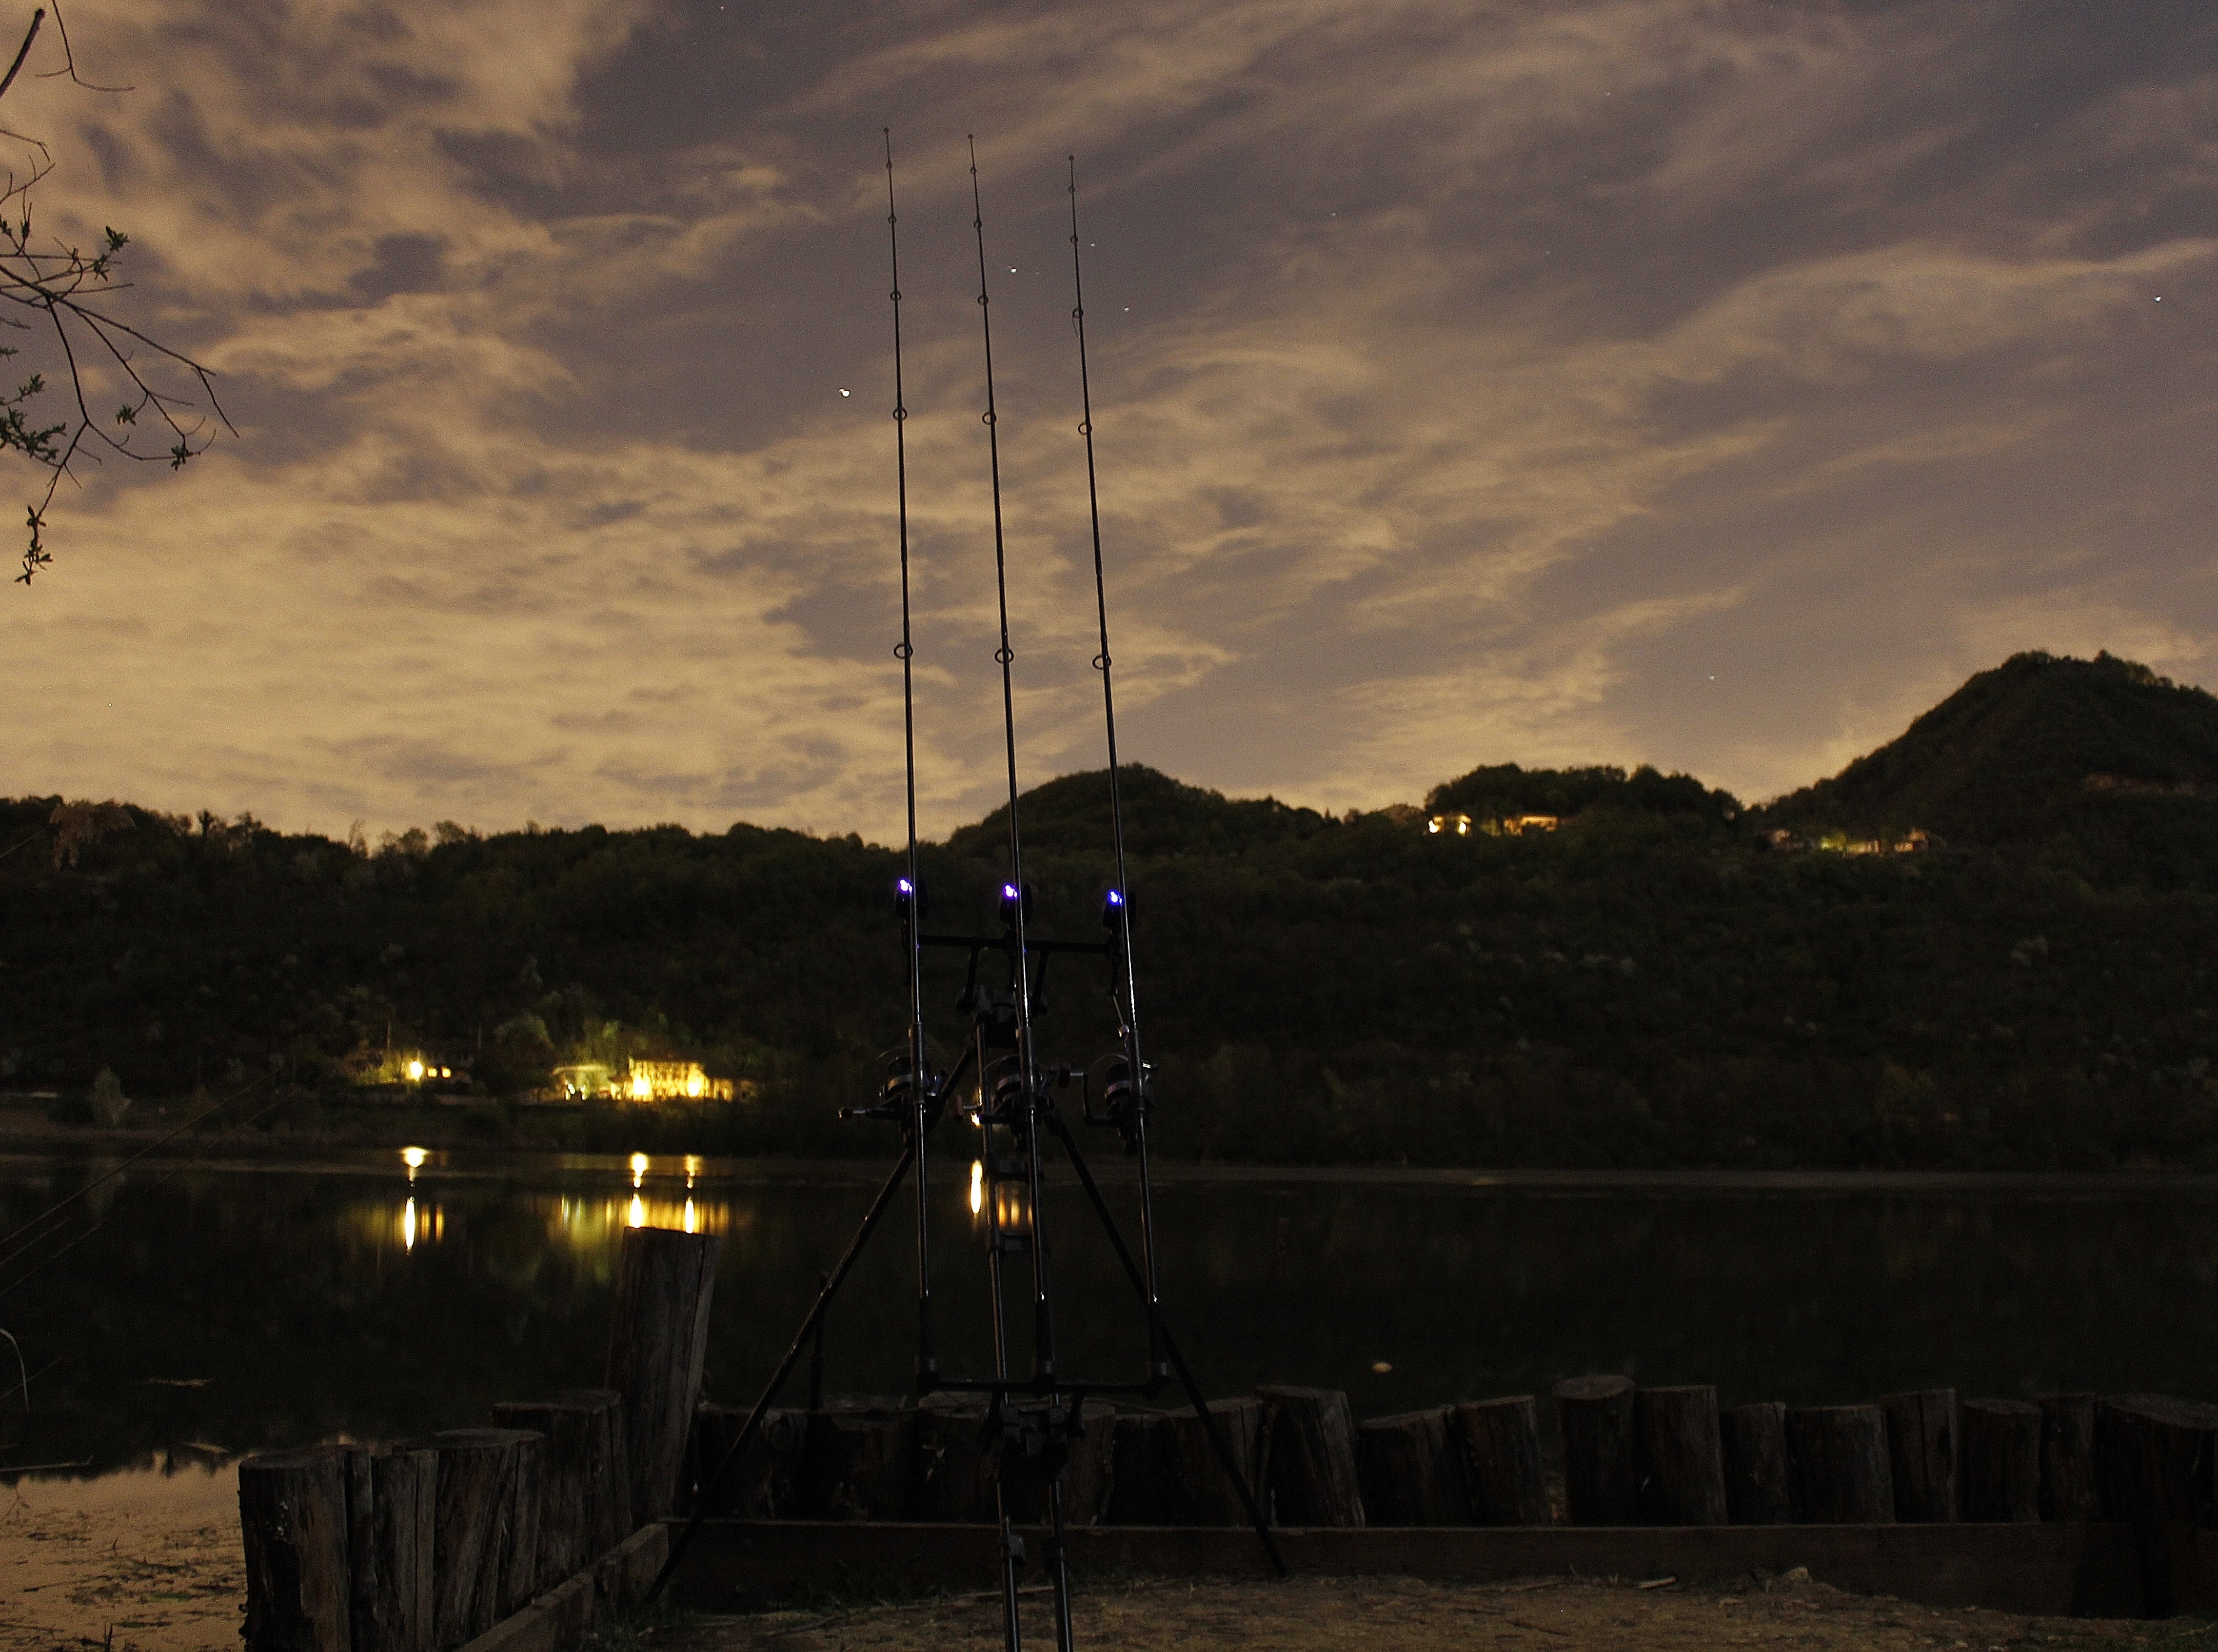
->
[663, 1518, 2149, 1617]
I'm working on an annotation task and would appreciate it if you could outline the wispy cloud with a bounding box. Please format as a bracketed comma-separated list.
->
[2, 0, 2213, 837]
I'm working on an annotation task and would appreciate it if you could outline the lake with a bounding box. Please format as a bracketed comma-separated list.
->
[4, 1146, 2218, 1489]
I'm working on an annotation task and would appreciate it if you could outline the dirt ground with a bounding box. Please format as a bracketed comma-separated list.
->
[0, 1462, 243, 1652]
[650, 1573, 2200, 1652]
[2, 1477, 2210, 1652]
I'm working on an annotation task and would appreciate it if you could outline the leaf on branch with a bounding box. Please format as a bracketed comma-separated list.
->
[112, 403, 132, 424]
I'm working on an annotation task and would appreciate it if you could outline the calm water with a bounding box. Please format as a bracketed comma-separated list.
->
[5, 1148, 2218, 1487]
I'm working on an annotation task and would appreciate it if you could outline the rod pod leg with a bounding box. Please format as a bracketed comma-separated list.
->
[641, 1139, 918, 1609]
[1044, 1111, 1288, 1578]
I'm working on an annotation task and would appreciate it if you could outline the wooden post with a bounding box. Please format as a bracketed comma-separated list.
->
[2101, 1393, 2218, 1617]
[1256, 1386, 1365, 1526]
[1879, 1389, 1958, 1522]
[1159, 1397, 1268, 1527]
[240, 1444, 351, 1652]
[1633, 1385, 1728, 1526]
[492, 1398, 613, 1592]
[1785, 1405, 1894, 1524]
[911, 1394, 994, 1524]
[343, 1447, 435, 1652]
[602, 1225, 723, 1524]
[1451, 1396, 1546, 1527]
[1720, 1401, 1791, 1526]
[2038, 1393, 2101, 1522]
[1107, 1411, 1170, 1524]
[1553, 1375, 1637, 1525]
[1959, 1398, 2041, 1523]
[801, 1401, 918, 1520]
[693, 1403, 811, 1519]
[1358, 1409, 1469, 1526]
[405, 1428, 539, 1649]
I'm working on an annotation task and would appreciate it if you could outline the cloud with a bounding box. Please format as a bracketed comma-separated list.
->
[3, 0, 2214, 840]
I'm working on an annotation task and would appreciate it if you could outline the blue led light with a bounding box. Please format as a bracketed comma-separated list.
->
[1002, 884, 1019, 900]
[897, 878, 914, 895]
[1106, 890, 1124, 905]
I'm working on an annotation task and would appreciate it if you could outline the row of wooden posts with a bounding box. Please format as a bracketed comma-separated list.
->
[240, 1228, 723, 1652]
[693, 1378, 2218, 1534]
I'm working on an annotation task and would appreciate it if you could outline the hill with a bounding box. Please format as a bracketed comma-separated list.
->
[3, 653, 2216, 1173]
[1761, 652, 2218, 875]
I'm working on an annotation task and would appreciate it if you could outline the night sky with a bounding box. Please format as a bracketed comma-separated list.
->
[5, 0, 2213, 839]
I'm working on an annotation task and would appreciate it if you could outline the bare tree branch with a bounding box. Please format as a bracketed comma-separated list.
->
[0, 7, 223, 582]
[0, 8, 42, 106]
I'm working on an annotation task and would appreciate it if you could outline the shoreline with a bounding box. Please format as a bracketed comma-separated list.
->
[8, 1116, 2218, 1195]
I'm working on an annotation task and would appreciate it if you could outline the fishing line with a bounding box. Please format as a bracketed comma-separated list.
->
[0, 1079, 293, 1306]
[0, 1068, 274, 1272]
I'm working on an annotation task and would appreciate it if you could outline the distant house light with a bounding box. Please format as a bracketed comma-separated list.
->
[1426, 813, 1473, 837]
[622, 1059, 738, 1103]
[406, 1058, 425, 1082]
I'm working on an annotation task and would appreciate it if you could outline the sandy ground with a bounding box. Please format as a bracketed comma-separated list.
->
[0, 1474, 2201, 1652]
[652, 1573, 2187, 1652]
[0, 1461, 242, 1652]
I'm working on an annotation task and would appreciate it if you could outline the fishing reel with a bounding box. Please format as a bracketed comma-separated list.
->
[839, 1042, 944, 1130]
[1083, 1052, 1152, 1154]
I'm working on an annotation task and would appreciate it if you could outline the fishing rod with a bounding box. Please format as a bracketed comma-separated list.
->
[968, 132, 1074, 1652]
[885, 128, 940, 1391]
[654, 144, 1285, 1637]
[1065, 156, 1164, 1378]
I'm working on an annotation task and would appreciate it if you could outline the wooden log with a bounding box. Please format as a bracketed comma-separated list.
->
[1959, 1398, 2041, 1523]
[549, 1387, 632, 1555]
[1451, 1396, 1546, 1527]
[342, 1447, 435, 1652]
[1106, 1411, 1171, 1525]
[801, 1401, 917, 1521]
[2038, 1393, 2101, 1523]
[1359, 1408, 1470, 1527]
[240, 1444, 351, 1652]
[693, 1403, 811, 1520]
[1159, 1397, 1269, 1527]
[404, 1427, 540, 1649]
[1785, 1405, 1895, 1524]
[1257, 1386, 1366, 1527]
[2101, 1393, 2218, 1618]
[1062, 1398, 1116, 1526]
[1553, 1375, 1637, 1526]
[602, 1225, 723, 1524]
[912, 1394, 996, 1523]
[1633, 1385, 1729, 1527]
[1880, 1389, 1959, 1522]
[1720, 1402, 1791, 1526]
[491, 1399, 606, 1593]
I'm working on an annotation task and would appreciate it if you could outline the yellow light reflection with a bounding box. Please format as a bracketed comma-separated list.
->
[403, 1196, 417, 1251]
[683, 1197, 698, 1234]
[969, 1160, 984, 1216]
[630, 1152, 649, 1189]
[628, 1194, 646, 1228]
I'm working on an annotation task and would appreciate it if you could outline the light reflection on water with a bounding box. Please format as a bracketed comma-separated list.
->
[9, 1149, 2218, 1498]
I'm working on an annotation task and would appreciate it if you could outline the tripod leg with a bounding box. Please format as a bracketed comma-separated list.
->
[995, 1487, 1026, 1652]
[1045, 1112, 1289, 1579]
[642, 1138, 917, 1609]
[1047, 1473, 1075, 1652]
